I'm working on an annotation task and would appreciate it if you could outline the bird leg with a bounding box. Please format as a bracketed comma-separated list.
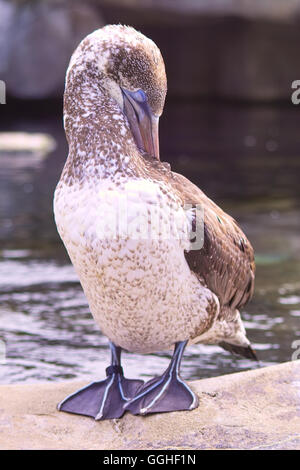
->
[57, 342, 144, 420]
[124, 340, 199, 416]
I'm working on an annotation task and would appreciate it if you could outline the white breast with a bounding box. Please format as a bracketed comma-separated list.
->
[54, 178, 219, 353]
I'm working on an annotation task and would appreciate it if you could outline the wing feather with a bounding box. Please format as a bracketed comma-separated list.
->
[170, 172, 255, 309]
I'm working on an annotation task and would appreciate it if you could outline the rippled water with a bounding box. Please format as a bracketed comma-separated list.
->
[0, 100, 299, 384]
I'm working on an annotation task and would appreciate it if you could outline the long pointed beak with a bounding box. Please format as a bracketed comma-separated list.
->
[121, 88, 160, 160]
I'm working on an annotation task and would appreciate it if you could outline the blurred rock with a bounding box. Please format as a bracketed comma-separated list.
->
[100, 0, 300, 101]
[0, 131, 56, 155]
[100, 0, 300, 21]
[0, 0, 103, 98]
[1, 0, 300, 101]
[0, 0, 15, 78]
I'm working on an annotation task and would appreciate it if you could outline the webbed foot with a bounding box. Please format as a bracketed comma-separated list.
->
[57, 343, 144, 420]
[124, 341, 198, 416]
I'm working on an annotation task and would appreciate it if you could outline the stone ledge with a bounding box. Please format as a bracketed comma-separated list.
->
[0, 360, 299, 449]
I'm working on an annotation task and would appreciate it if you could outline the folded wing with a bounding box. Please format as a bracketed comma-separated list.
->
[171, 172, 255, 309]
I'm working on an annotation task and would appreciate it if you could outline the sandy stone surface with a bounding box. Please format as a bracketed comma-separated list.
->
[0, 360, 299, 450]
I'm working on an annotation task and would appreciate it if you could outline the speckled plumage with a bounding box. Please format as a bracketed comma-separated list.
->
[54, 25, 255, 356]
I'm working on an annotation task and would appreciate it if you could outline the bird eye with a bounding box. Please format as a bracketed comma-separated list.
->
[134, 89, 147, 103]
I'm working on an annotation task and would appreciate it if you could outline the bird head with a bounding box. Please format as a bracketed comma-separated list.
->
[65, 25, 167, 161]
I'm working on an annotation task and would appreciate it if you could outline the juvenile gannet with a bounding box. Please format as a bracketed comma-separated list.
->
[54, 25, 256, 420]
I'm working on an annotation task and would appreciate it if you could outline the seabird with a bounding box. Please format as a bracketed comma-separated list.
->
[54, 25, 256, 420]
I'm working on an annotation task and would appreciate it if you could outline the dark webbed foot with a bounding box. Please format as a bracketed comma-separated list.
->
[57, 344, 144, 420]
[124, 341, 198, 416]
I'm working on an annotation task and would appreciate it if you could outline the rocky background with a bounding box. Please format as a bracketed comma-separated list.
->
[1, 0, 300, 102]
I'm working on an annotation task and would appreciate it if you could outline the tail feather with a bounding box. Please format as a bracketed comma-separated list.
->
[219, 341, 258, 361]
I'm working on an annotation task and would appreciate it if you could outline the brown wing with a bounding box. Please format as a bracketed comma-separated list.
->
[170, 172, 255, 309]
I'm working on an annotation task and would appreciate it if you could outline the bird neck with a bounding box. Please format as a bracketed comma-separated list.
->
[62, 73, 139, 184]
